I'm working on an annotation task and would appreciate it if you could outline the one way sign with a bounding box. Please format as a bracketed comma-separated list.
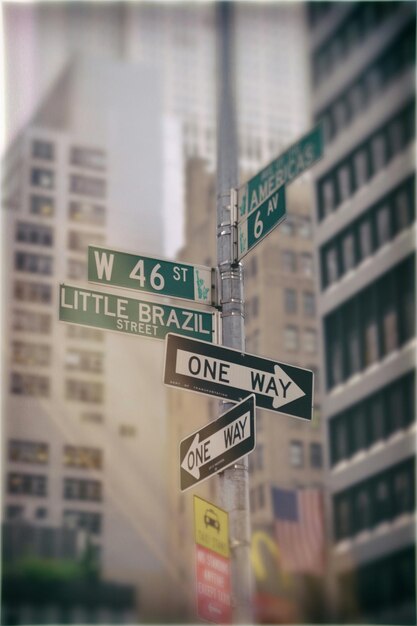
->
[180, 395, 256, 491]
[164, 334, 314, 420]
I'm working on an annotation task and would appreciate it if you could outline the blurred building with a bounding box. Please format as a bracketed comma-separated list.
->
[1, 56, 178, 621]
[308, 2, 415, 623]
[167, 157, 325, 620]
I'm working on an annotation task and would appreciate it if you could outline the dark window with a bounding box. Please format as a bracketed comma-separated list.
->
[14, 281, 52, 304]
[63, 446, 103, 470]
[32, 140, 54, 161]
[310, 443, 322, 469]
[10, 372, 50, 397]
[9, 440, 48, 464]
[284, 288, 297, 314]
[63, 478, 102, 502]
[16, 222, 53, 246]
[15, 252, 52, 275]
[70, 175, 105, 199]
[8, 473, 47, 496]
[31, 168, 54, 190]
[63, 510, 102, 535]
[30, 195, 54, 217]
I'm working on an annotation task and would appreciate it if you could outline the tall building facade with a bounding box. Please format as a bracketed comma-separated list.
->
[308, 2, 416, 622]
[1, 57, 178, 621]
[167, 158, 325, 621]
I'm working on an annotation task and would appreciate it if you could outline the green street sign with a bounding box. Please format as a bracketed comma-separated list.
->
[59, 284, 217, 343]
[238, 123, 323, 220]
[237, 185, 286, 260]
[88, 245, 214, 305]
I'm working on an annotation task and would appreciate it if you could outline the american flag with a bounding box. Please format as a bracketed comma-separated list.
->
[272, 487, 325, 575]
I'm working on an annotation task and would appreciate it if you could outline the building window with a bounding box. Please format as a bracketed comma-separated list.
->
[69, 201, 105, 226]
[16, 222, 53, 246]
[63, 446, 103, 470]
[9, 440, 49, 464]
[342, 232, 355, 273]
[31, 168, 54, 190]
[30, 195, 54, 217]
[66, 325, 103, 342]
[68, 230, 105, 252]
[13, 310, 51, 334]
[304, 329, 317, 353]
[14, 281, 52, 305]
[63, 478, 102, 502]
[67, 259, 87, 280]
[324, 255, 414, 389]
[70, 174, 106, 199]
[8, 473, 47, 496]
[300, 253, 314, 277]
[11, 341, 51, 367]
[70, 147, 105, 171]
[303, 292, 315, 317]
[32, 140, 54, 161]
[298, 216, 312, 239]
[81, 412, 104, 425]
[119, 424, 136, 437]
[10, 372, 50, 397]
[66, 380, 103, 404]
[65, 350, 103, 373]
[284, 326, 298, 351]
[15, 252, 52, 275]
[63, 510, 102, 535]
[284, 288, 297, 314]
[280, 215, 295, 236]
[282, 250, 296, 272]
[310, 443, 322, 469]
[290, 441, 304, 467]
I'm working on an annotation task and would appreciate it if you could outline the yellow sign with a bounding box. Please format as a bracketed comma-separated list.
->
[193, 495, 229, 558]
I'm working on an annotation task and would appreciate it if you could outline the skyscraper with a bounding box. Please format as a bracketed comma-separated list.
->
[308, 2, 416, 622]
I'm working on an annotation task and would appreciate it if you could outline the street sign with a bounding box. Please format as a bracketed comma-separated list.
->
[237, 185, 286, 260]
[180, 395, 256, 491]
[88, 245, 214, 305]
[194, 496, 231, 624]
[59, 284, 217, 343]
[237, 123, 323, 220]
[194, 495, 229, 558]
[164, 333, 314, 420]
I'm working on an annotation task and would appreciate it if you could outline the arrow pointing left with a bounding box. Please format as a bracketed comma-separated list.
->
[179, 395, 256, 491]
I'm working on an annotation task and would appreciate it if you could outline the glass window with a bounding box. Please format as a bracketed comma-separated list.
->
[65, 350, 103, 373]
[303, 292, 315, 317]
[63, 510, 102, 535]
[304, 329, 317, 353]
[310, 443, 322, 468]
[16, 222, 53, 246]
[325, 245, 339, 285]
[284, 326, 298, 351]
[70, 147, 105, 171]
[32, 140, 54, 161]
[63, 479, 102, 502]
[370, 133, 387, 174]
[8, 473, 47, 496]
[284, 288, 297, 314]
[30, 195, 54, 217]
[321, 177, 335, 216]
[10, 372, 50, 397]
[376, 203, 391, 246]
[335, 496, 351, 539]
[298, 216, 312, 239]
[67, 259, 87, 280]
[300, 253, 314, 277]
[354, 489, 371, 532]
[9, 440, 49, 464]
[70, 175, 106, 199]
[282, 250, 296, 272]
[342, 231, 355, 273]
[66, 380, 103, 404]
[394, 187, 412, 232]
[64, 446, 103, 470]
[353, 148, 369, 188]
[280, 215, 295, 236]
[15, 252, 53, 275]
[337, 163, 352, 203]
[370, 395, 385, 444]
[68, 230, 105, 252]
[290, 441, 303, 467]
[11, 341, 51, 367]
[13, 310, 51, 334]
[31, 168, 54, 190]
[358, 218, 373, 260]
[14, 281, 52, 305]
[69, 201, 105, 226]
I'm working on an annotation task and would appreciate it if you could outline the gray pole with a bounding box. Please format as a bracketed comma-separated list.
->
[216, 2, 254, 623]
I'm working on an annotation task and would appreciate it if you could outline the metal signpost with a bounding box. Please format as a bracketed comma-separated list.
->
[237, 123, 323, 220]
[164, 333, 314, 420]
[180, 395, 256, 491]
[194, 496, 231, 624]
[88, 245, 214, 305]
[59, 284, 217, 343]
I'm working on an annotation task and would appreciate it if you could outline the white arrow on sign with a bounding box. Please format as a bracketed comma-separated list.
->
[175, 349, 305, 409]
[181, 410, 251, 480]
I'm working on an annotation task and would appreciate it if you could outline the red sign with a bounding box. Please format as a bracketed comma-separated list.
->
[196, 544, 231, 623]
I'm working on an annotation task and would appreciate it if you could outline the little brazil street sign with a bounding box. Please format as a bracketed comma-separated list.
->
[164, 334, 314, 420]
[237, 124, 323, 220]
[180, 395, 256, 491]
[88, 245, 214, 305]
[237, 185, 285, 260]
[59, 284, 217, 342]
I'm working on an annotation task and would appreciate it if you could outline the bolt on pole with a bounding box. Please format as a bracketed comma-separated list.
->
[216, 2, 254, 623]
